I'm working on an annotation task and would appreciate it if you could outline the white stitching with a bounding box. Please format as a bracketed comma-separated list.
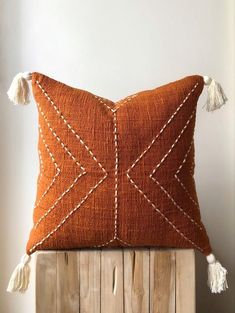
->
[38, 149, 44, 176]
[127, 83, 199, 172]
[31, 80, 201, 251]
[34, 105, 86, 228]
[115, 94, 138, 109]
[116, 237, 132, 246]
[87, 95, 133, 246]
[150, 110, 203, 230]
[36, 81, 108, 178]
[94, 95, 116, 112]
[29, 169, 108, 253]
[33, 127, 61, 210]
[113, 110, 118, 239]
[94, 93, 147, 245]
[38, 106, 85, 169]
[175, 140, 199, 206]
[92, 99, 132, 246]
[29, 82, 108, 252]
[92, 238, 115, 248]
[34, 173, 85, 229]
[94, 94, 136, 246]
[95, 94, 138, 112]
[126, 172, 203, 252]
[151, 110, 194, 174]
[126, 83, 204, 252]
[92, 237, 132, 248]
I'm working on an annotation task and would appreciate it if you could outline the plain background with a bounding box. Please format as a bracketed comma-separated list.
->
[0, 0, 234, 312]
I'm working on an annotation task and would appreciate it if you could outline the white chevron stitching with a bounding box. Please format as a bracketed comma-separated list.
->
[29, 83, 108, 252]
[126, 83, 204, 252]
[175, 140, 199, 206]
[33, 106, 86, 229]
[93, 95, 133, 247]
[35, 81, 107, 181]
[29, 170, 108, 253]
[33, 127, 61, 210]
[150, 109, 203, 230]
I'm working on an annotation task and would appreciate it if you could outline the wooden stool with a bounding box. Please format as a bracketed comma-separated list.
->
[35, 249, 195, 313]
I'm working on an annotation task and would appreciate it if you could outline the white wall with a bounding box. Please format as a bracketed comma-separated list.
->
[0, 0, 234, 312]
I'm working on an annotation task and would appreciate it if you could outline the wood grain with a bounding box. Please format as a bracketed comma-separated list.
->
[56, 252, 80, 313]
[101, 250, 124, 313]
[36, 252, 57, 313]
[124, 250, 149, 313]
[35, 249, 195, 313]
[80, 250, 101, 313]
[150, 250, 175, 313]
[176, 250, 195, 313]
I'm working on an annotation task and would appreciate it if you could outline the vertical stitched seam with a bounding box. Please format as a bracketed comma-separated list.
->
[113, 110, 118, 239]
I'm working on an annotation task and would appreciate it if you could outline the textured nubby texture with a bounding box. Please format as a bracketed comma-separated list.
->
[26, 72, 212, 256]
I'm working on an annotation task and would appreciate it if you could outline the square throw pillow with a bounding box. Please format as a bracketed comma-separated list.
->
[7, 71, 228, 294]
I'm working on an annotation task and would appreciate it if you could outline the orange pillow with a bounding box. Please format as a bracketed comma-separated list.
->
[7, 72, 228, 294]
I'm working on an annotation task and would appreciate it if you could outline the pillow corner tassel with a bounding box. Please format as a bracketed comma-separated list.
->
[7, 253, 31, 293]
[7, 72, 32, 105]
[206, 253, 228, 293]
[203, 75, 228, 112]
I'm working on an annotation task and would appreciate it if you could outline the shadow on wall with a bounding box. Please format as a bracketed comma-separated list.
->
[0, 1, 234, 313]
[0, 1, 35, 313]
[196, 251, 233, 312]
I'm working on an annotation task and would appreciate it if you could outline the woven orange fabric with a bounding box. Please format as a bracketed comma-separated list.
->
[26, 72, 211, 256]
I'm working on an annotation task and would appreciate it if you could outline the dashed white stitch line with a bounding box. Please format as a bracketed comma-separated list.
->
[91, 99, 128, 247]
[127, 83, 199, 172]
[92, 237, 132, 248]
[175, 140, 199, 206]
[89, 94, 121, 244]
[95, 94, 138, 112]
[151, 110, 194, 173]
[115, 94, 138, 109]
[33, 127, 61, 210]
[150, 110, 202, 230]
[126, 171, 203, 252]
[37, 149, 44, 187]
[34, 106, 86, 228]
[93, 99, 132, 246]
[113, 110, 119, 239]
[94, 95, 116, 112]
[92, 238, 115, 248]
[36, 81, 107, 177]
[126, 83, 204, 252]
[38, 149, 44, 176]
[116, 237, 132, 246]
[30, 82, 108, 251]
[29, 170, 108, 253]
[34, 173, 85, 229]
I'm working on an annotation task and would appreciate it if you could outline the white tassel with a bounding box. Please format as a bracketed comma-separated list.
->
[7, 254, 31, 293]
[203, 76, 228, 112]
[7, 72, 32, 105]
[206, 253, 228, 293]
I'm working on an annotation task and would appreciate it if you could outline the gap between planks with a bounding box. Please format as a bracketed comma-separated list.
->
[35, 249, 195, 313]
